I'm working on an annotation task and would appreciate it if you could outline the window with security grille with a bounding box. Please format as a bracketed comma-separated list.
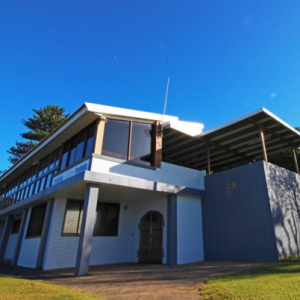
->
[62, 200, 83, 235]
[26, 203, 47, 238]
[62, 200, 119, 236]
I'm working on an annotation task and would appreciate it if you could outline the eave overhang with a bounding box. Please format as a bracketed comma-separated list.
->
[163, 108, 300, 171]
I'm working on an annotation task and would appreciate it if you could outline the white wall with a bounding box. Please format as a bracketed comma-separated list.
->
[18, 208, 40, 268]
[91, 158, 205, 189]
[177, 196, 204, 264]
[130, 196, 168, 264]
[4, 233, 18, 260]
[43, 195, 168, 269]
[43, 198, 79, 270]
[90, 202, 135, 265]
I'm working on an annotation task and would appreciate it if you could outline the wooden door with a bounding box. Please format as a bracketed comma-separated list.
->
[139, 211, 164, 264]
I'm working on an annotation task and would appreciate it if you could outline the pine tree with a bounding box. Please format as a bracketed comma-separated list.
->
[7, 105, 69, 164]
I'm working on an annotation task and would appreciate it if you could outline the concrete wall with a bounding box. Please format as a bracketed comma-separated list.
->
[91, 158, 205, 189]
[265, 163, 300, 258]
[203, 161, 279, 262]
[177, 196, 204, 264]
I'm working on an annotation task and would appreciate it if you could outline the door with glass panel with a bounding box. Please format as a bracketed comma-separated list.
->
[139, 211, 164, 264]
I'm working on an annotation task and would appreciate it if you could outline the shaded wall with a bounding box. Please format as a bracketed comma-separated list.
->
[265, 163, 300, 258]
[203, 161, 278, 262]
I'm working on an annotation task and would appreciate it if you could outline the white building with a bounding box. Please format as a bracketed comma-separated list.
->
[0, 103, 205, 275]
[1, 103, 300, 275]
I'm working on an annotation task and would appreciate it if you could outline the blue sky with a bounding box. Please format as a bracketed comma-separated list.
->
[1, 1, 300, 170]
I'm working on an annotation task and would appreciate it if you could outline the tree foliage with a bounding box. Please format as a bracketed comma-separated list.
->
[7, 105, 69, 164]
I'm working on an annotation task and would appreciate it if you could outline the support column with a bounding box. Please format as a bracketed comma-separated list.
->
[12, 208, 29, 266]
[75, 184, 100, 276]
[206, 143, 211, 175]
[292, 148, 300, 174]
[0, 215, 14, 263]
[94, 116, 107, 155]
[36, 199, 54, 269]
[167, 195, 177, 265]
[153, 121, 162, 168]
[260, 129, 268, 162]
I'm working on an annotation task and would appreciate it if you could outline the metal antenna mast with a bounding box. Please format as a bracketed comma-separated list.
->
[162, 77, 170, 123]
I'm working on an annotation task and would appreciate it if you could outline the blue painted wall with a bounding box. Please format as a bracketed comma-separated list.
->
[203, 161, 278, 262]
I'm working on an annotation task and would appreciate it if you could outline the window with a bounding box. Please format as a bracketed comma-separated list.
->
[102, 119, 153, 166]
[94, 203, 120, 236]
[11, 219, 21, 234]
[62, 200, 83, 235]
[62, 200, 120, 236]
[26, 203, 47, 238]
[59, 122, 96, 171]
[0, 122, 95, 212]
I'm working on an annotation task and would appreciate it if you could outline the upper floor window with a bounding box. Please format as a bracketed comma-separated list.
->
[60, 122, 96, 170]
[102, 119, 153, 166]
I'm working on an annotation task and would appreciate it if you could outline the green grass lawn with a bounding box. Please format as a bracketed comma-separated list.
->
[0, 275, 101, 300]
[201, 260, 300, 300]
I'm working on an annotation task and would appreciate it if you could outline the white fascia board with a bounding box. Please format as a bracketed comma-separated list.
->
[164, 121, 204, 137]
[200, 107, 300, 138]
[0, 105, 89, 182]
[85, 102, 179, 123]
[260, 108, 300, 136]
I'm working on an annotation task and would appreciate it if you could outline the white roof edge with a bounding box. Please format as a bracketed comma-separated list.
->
[85, 102, 179, 123]
[165, 121, 204, 137]
[0, 105, 89, 182]
[200, 107, 300, 138]
[1, 102, 180, 182]
[260, 107, 300, 136]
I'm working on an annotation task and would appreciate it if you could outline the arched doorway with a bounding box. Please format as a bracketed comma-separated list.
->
[138, 211, 164, 264]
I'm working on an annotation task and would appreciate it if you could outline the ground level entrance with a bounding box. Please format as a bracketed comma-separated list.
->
[138, 211, 163, 264]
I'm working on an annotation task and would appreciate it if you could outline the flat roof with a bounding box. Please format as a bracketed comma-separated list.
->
[0, 103, 202, 185]
[162, 108, 300, 171]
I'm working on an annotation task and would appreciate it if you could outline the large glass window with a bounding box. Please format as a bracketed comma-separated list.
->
[85, 124, 96, 157]
[102, 120, 130, 160]
[102, 119, 153, 166]
[130, 123, 152, 165]
[59, 122, 96, 170]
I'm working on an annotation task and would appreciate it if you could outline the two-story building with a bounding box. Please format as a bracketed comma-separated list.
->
[1, 103, 300, 276]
